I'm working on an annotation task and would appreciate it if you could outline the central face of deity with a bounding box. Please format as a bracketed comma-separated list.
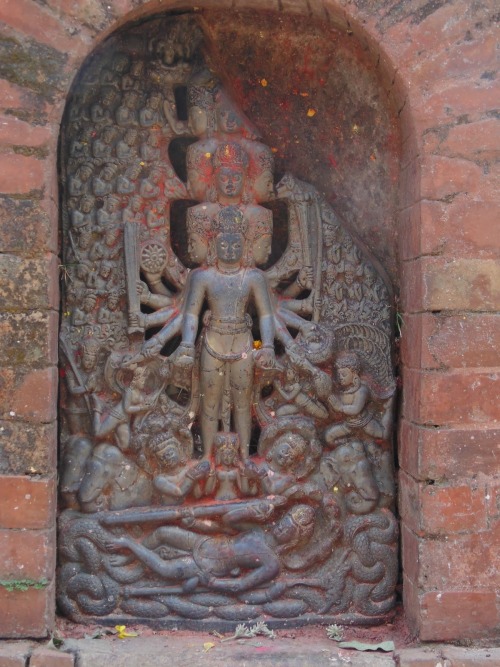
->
[216, 167, 244, 198]
[216, 232, 244, 264]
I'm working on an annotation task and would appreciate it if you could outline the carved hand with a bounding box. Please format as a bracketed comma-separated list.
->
[297, 266, 314, 290]
[172, 343, 196, 368]
[254, 347, 276, 370]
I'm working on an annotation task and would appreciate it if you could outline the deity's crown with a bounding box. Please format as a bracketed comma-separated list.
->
[187, 69, 219, 110]
[251, 208, 273, 238]
[212, 206, 248, 236]
[257, 147, 275, 173]
[81, 337, 99, 353]
[186, 208, 209, 237]
[213, 142, 249, 171]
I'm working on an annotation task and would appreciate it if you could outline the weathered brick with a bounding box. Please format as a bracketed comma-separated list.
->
[0, 32, 69, 102]
[0, 311, 58, 367]
[401, 523, 419, 587]
[0, 78, 44, 113]
[407, 31, 499, 92]
[43, 0, 110, 33]
[396, 646, 443, 667]
[0, 475, 56, 530]
[486, 478, 500, 521]
[429, 117, 499, 162]
[402, 257, 500, 312]
[234, 0, 280, 9]
[106, 0, 137, 18]
[399, 312, 432, 370]
[420, 155, 483, 202]
[0, 528, 55, 581]
[415, 525, 500, 590]
[0, 579, 54, 639]
[0, 153, 45, 194]
[0, 197, 57, 255]
[402, 367, 500, 426]
[400, 257, 423, 314]
[397, 201, 421, 261]
[424, 258, 500, 311]
[399, 420, 500, 481]
[29, 647, 74, 667]
[398, 156, 421, 209]
[0, 253, 59, 311]
[0, 115, 53, 148]
[419, 197, 500, 260]
[400, 471, 488, 535]
[402, 574, 421, 638]
[415, 79, 500, 122]
[442, 646, 500, 666]
[280, 0, 315, 15]
[419, 590, 499, 641]
[0, 366, 58, 423]
[0, 0, 84, 53]
[0, 420, 57, 475]
[401, 313, 500, 370]
[0, 641, 33, 666]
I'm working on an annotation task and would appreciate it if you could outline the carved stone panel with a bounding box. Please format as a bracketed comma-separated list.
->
[58, 13, 398, 629]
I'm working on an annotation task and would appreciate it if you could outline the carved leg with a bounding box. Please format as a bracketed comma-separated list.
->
[230, 355, 254, 459]
[199, 347, 225, 460]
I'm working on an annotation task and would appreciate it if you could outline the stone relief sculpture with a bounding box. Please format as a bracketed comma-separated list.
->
[58, 14, 397, 628]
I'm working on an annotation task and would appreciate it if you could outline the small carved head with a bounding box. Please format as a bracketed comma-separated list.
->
[214, 432, 240, 466]
[81, 337, 99, 369]
[334, 351, 361, 387]
[150, 433, 185, 469]
[268, 433, 306, 470]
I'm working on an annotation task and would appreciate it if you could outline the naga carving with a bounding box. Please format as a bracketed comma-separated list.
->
[58, 14, 398, 629]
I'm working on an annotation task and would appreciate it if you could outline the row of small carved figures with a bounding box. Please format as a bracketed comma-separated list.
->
[67, 160, 184, 202]
[69, 432, 391, 519]
[68, 56, 192, 132]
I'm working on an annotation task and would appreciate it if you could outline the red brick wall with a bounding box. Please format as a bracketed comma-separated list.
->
[0, 0, 497, 641]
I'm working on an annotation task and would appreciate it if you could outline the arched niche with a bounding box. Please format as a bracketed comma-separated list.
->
[57, 9, 400, 629]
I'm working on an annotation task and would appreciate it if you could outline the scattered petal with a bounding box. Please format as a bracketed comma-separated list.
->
[203, 642, 215, 652]
[307, 108, 316, 117]
[260, 78, 268, 87]
[115, 625, 138, 639]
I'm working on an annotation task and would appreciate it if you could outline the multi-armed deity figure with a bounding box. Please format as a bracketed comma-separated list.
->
[58, 16, 397, 628]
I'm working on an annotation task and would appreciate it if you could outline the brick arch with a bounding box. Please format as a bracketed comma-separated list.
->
[0, 0, 497, 642]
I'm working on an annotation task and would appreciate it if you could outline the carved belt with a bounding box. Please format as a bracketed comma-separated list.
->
[203, 335, 253, 362]
[346, 408, 374, 429]
[206, 314, 252, 335]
